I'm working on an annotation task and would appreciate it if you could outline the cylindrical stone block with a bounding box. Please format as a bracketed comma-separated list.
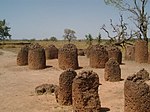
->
[106, 45, 122, 64]
[17, 45, 29, 66]
[58, 44, 79, 70]
[45, 44, 58, 59]
[104, 58, 121, 82]
[72, 70, 101, 112]
[124, 69, 150, 112]
[135, 40, 148, 63]
[28, 43, 46, 70]
[86, 45, 93, 58]
[90, 45, 108, 68]
[78, 49, 85, 56]
[125, 45, 135, 60]
[56, 69, 77, 105]
[147, 53, 150, 64]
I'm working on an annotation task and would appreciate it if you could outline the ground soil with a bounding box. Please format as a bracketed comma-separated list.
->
[1, 49, 150, 112]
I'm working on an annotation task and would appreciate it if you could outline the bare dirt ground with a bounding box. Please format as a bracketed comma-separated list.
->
[0, 49, 150, 112]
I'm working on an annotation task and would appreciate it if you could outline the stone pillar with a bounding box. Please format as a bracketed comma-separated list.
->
[45, 44, 58, 59]
[78, 49, 85, 56]
[125, 45, 135, 60]
[86, 45, 92, 58]
[58, 44, 79, 70]
[135, 40, 148, 63]
[104, 58, 121, 82]
[17, 45, 29, 66]
[28, 43, 46, 70]
[124, 69, 150, 112]
[148, 53, 150, 64]
[90, 45, 108, 68]
[106, 45, 122, 64]
[72, 70, 101, 112]
[55, 69, 77, 105]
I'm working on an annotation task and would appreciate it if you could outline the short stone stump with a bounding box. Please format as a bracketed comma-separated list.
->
[72, 70, 101, 112]
[104, 58, 121, 82]
[90, 45, 108, 68]
[135, 40, 148, 63]
[55, 69, 77, 105]
[124, 69, 150, 112]
[86, 45, 93, 58]
[106, 45, 122, 64]
[125, 45, 135, 60]
[35, 84, 58, 95]
[58, 44, 79, 70]
[17, 45, 29, 66]
[78, 49, 85, 56]
[28, 43, 46, 70]
[45, 44, 58, 59]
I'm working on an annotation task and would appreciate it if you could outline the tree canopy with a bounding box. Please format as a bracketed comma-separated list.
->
[104, 0, 150, 42]
[85, 34, 93, 46]
[0, 19, 11, 39]
[0, 19, 11, 41]
[63, 28, 77, 43]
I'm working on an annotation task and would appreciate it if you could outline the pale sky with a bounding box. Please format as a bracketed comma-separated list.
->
[0, 0, 150, 40]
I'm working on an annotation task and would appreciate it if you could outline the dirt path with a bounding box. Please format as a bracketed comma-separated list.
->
[0, 49, 150, 112]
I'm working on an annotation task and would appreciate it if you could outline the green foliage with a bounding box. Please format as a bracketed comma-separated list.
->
[85, 34, 93, 45]
[42, 38, 49, 41]
[29, 38, 36, 41]
[0, 19, 11, 41]
[63, 29, 77, 43]
[49, 36, 57, 41]
[96, 33, 102, 45]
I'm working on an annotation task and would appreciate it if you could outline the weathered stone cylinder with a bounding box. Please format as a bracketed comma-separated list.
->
[125, 45, 135, 60]
[90, 45, 108, 68]
[124, 69, 150, 112]
[45, 44, 58, 59]
[148, 53, 150, 64]
[58, 44, 79, 70]
[78, 49, 85, 56]
[17, 45, 29, 66]
[86, 45, 93, 58]
[135, 40, 148, 63]
[28, 43, 46, 70]
[106, 45, 122, 64]
[104, 58, 121, 82]
[72, 70, 101, 112]
[55, 69, 77, 105]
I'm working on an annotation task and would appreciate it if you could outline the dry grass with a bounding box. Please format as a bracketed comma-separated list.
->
[1, 40, 150, 54]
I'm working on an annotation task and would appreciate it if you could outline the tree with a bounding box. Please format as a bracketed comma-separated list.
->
[104, 0, 150, 42]
[96, 33, 102, 45]
[85, 34, 93, 46]
[63, 28, 77, 43]
[101, 15, 134, 47]
[0, 19, 11, 41]
[49, 36, 57, 41]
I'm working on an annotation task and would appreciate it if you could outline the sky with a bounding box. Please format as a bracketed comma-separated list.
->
[0, 0, 150, 40]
